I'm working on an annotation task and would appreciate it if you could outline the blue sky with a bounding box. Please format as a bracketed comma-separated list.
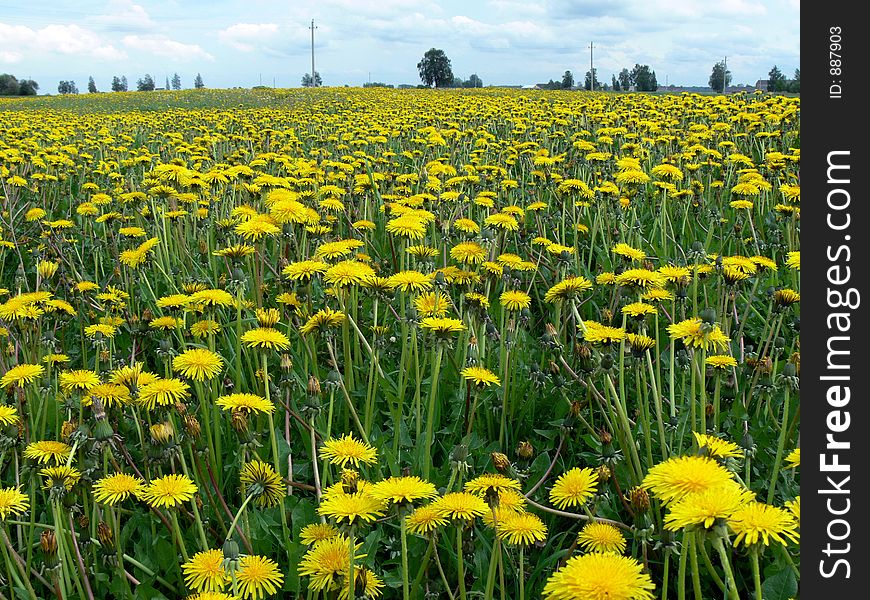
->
[0, 0, 800, 91]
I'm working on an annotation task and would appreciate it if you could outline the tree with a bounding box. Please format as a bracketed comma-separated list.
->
[57, 80, 79, 94]
[88, 76, 98, 93]
[708, 60, 731, 93]
[768, 65, 787, 92]
[136, 74, 155, 91]
[561, 70, 574, 89]
[121, 76, 128, 91]
[584, 68, 599, 91]
[165, 76, 170, 90]
[611, 74, 620, 91]
[194, 73, 205, 89]
[111, 76, 123, 92]
[0, 73, 19, 95]
[18, 79, 38, 95]
[301, 71, 322, 87]
[451, 76, 464, 88]
[788, 68, 800, 93]
[417, 48, 454, 88]
[171, 73, 182, 90]
[618, 68, 631, 90]
[630, 64, 657, 92]
[465, 73, 483, 88]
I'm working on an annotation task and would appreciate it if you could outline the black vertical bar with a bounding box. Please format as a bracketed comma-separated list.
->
[803, 3, 868, 597]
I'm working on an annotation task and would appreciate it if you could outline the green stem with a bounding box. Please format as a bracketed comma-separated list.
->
[456, 525, 467, 600]
[713, 537, 740, 600]
[767, 386, 791, 504]
[400, 517, 410, 600]
[423, 344, 444, 481]
[751, 547, 763, 600]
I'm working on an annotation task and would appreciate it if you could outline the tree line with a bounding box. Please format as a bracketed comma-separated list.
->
[416, 49, 658, 91]
[0, 74, 39, 96]
[0, 73, 206, 96]
[708, 61, 799, 93]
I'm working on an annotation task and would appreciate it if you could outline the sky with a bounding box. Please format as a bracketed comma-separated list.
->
[0, 0, 800, 91]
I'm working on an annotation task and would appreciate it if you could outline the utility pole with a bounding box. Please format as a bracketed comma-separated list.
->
[589, 42, 594, 91]
[309, 19, 317, 87]
[723, 56, 727, 94]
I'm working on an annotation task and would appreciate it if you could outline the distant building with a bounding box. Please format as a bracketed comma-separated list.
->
[754, 79, 769, 91]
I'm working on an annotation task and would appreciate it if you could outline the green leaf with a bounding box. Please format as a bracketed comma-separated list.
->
[761, 567, 798, 600]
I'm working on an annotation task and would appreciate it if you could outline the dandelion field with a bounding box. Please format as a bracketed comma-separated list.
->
[0, 88, 800, 600]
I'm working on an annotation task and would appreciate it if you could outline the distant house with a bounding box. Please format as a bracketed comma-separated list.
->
[754, 79, 769, 91]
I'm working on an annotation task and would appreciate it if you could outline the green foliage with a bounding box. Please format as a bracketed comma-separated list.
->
[417, 48, 454, 88]
[709, 61, 731, 92]
[768, 65, 788, 92]
[302, 71, 322, 87]
[57, 80, 79, 94]
[136, 74, 155, 92]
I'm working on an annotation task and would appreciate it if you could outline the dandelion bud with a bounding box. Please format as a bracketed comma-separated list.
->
[93, 417, 114, 442]
[307, 375, 322, 397]
[596, 464, 612, 483]
[61, 420, 77, 441]
[256, 308, 281, 327]
[141, 308, 153, 322]
[99, 349, 110, 363]
[491, 452, 510, 473]
[223, 539, 240, 562]
[598, 430, 612, 445]
[629, 486, 650, 514]
[601, 308, 613, 324]
[40, 531, 59, 569]
[78, 514, 89, 529]
[517, 441, 534, 461]
[699, 308, 717, 325]
[184, 414, 201, 440]
[149, 421, 175, 444]
[281, 354, 293, 371]
[97, 521, 113, 546]
[341, 469, 359, 494]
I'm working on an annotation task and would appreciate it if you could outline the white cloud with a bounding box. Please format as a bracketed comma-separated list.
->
[92, 0, 156, 32]
[123, 35, 214, 61]
[0, 21, 126, 63]
[218, 23, 279, 52]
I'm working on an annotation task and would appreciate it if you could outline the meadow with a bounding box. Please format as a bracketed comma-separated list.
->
[0, 87, 800, 599]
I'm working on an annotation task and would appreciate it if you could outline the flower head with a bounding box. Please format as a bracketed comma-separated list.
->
[665, 479, 755, 531]
[183, 549, 228, 593]
[0, 363, 45, 388]
[24, 440, 72, 465]
[500, 290, 531, 311]
[549, 467, 599, 509]
[642, 455, 735, 505]
[461, 365, 501, 387]
[299, 523, 340, 546]
[241, 327, 291, 351]
[173, 348, 224, 381]
[496, 510, 548, 546]
[543, 553, 655, 600]
[216, 393, 274, 415]
[319, 434, 378, 468]
[236, 554, 284, 599]
[92, 473, 144, 505]
[576, 522, 628, 554]
[433, 492, 489, 522]
[369, 476, 438, 507]
[729, 502, 800, 547]
[0, 487, 29, 521]
[141, 474, 198, 508]
[240, 460, 286, 508]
